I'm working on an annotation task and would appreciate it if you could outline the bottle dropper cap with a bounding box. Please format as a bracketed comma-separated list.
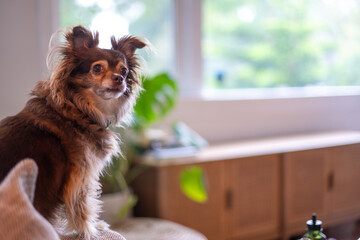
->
[306, 213, 322, 231]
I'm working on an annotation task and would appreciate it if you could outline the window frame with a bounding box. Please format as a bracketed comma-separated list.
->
[174, 0, 203, 98]
[37, 0, 360, 143]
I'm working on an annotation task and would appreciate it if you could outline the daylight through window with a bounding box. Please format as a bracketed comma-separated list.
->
[60, 0, 174, 76]
[60, 0, 360, 96]
[203, 0, 360, 90]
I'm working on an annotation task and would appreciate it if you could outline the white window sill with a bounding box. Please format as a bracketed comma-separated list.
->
[200, 86, 360, 101]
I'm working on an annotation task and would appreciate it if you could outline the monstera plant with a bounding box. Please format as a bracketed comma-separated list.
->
[101, 73, 208, 223]
[132, 73, 178, 130]
[100, 73, 179, 219]
[102, 73, 178, 190]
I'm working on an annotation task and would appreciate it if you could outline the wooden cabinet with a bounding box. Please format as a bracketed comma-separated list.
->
[327, 144, 360, 220]
[133, 156, 281, 240]
[225, 155, 281, 240]
[283, 149, 329, 237]
[158, 162, 226, 240]
[132, 132, 360, 240]
[283, 144, 360, 238]
[133, 161, 226, 240]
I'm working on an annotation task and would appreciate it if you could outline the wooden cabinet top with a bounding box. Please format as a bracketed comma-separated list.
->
[139, 131, 360, 167]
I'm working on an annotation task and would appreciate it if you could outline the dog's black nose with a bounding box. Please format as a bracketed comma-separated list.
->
[111, 73, 123, 83]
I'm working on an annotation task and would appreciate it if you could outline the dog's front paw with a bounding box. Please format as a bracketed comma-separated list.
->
[95, 220, 109, 232]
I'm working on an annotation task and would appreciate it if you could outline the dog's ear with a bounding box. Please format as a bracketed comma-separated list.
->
[111, 36, 146, 56]
[66, 25, 99, 50]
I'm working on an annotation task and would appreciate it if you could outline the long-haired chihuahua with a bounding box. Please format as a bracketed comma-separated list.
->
[0, 25, 147, 239]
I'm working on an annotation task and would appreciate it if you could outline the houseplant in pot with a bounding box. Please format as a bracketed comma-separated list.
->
[100, 72, 179, 225]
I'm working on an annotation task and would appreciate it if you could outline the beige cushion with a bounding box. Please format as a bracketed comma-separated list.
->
[114, 217, 207, 240]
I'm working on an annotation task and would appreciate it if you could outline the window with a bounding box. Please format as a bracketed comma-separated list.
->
[203, 0, 360, 90]
[52, 0, 360, 143]
[60, 0, 174, 76]
[59, 0, 360, 99]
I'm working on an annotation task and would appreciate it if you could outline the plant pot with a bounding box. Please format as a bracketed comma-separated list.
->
[100, 191, 134, 226]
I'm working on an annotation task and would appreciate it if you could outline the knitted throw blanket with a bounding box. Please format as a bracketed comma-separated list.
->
[0, 159, 126, 240]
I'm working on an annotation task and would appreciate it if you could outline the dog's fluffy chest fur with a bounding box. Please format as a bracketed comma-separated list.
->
[0, 94, 118, 230]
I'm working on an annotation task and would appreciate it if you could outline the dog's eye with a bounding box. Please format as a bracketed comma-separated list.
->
[121, 67, 128, 76]
[92, 64, 103, 74]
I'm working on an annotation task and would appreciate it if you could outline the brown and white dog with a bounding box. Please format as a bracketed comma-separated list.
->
[0, 25, 147, 239]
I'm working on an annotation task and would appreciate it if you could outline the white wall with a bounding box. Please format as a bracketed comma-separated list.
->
[1, 0, 360, 144]
[0, 0, 40, 117]
[163, 96, 360, 144]
[0, 0, 55, 118]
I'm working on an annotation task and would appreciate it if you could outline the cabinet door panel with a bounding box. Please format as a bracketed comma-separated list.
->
[225, 155, 281, 239]
[328, 144, 360, 216]
[158, 162, 225, 240]
[283, 149, 328, 234]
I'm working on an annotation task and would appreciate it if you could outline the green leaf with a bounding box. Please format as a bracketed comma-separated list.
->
[133, 73, 178, 129]
[180, 166, 208, 203]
